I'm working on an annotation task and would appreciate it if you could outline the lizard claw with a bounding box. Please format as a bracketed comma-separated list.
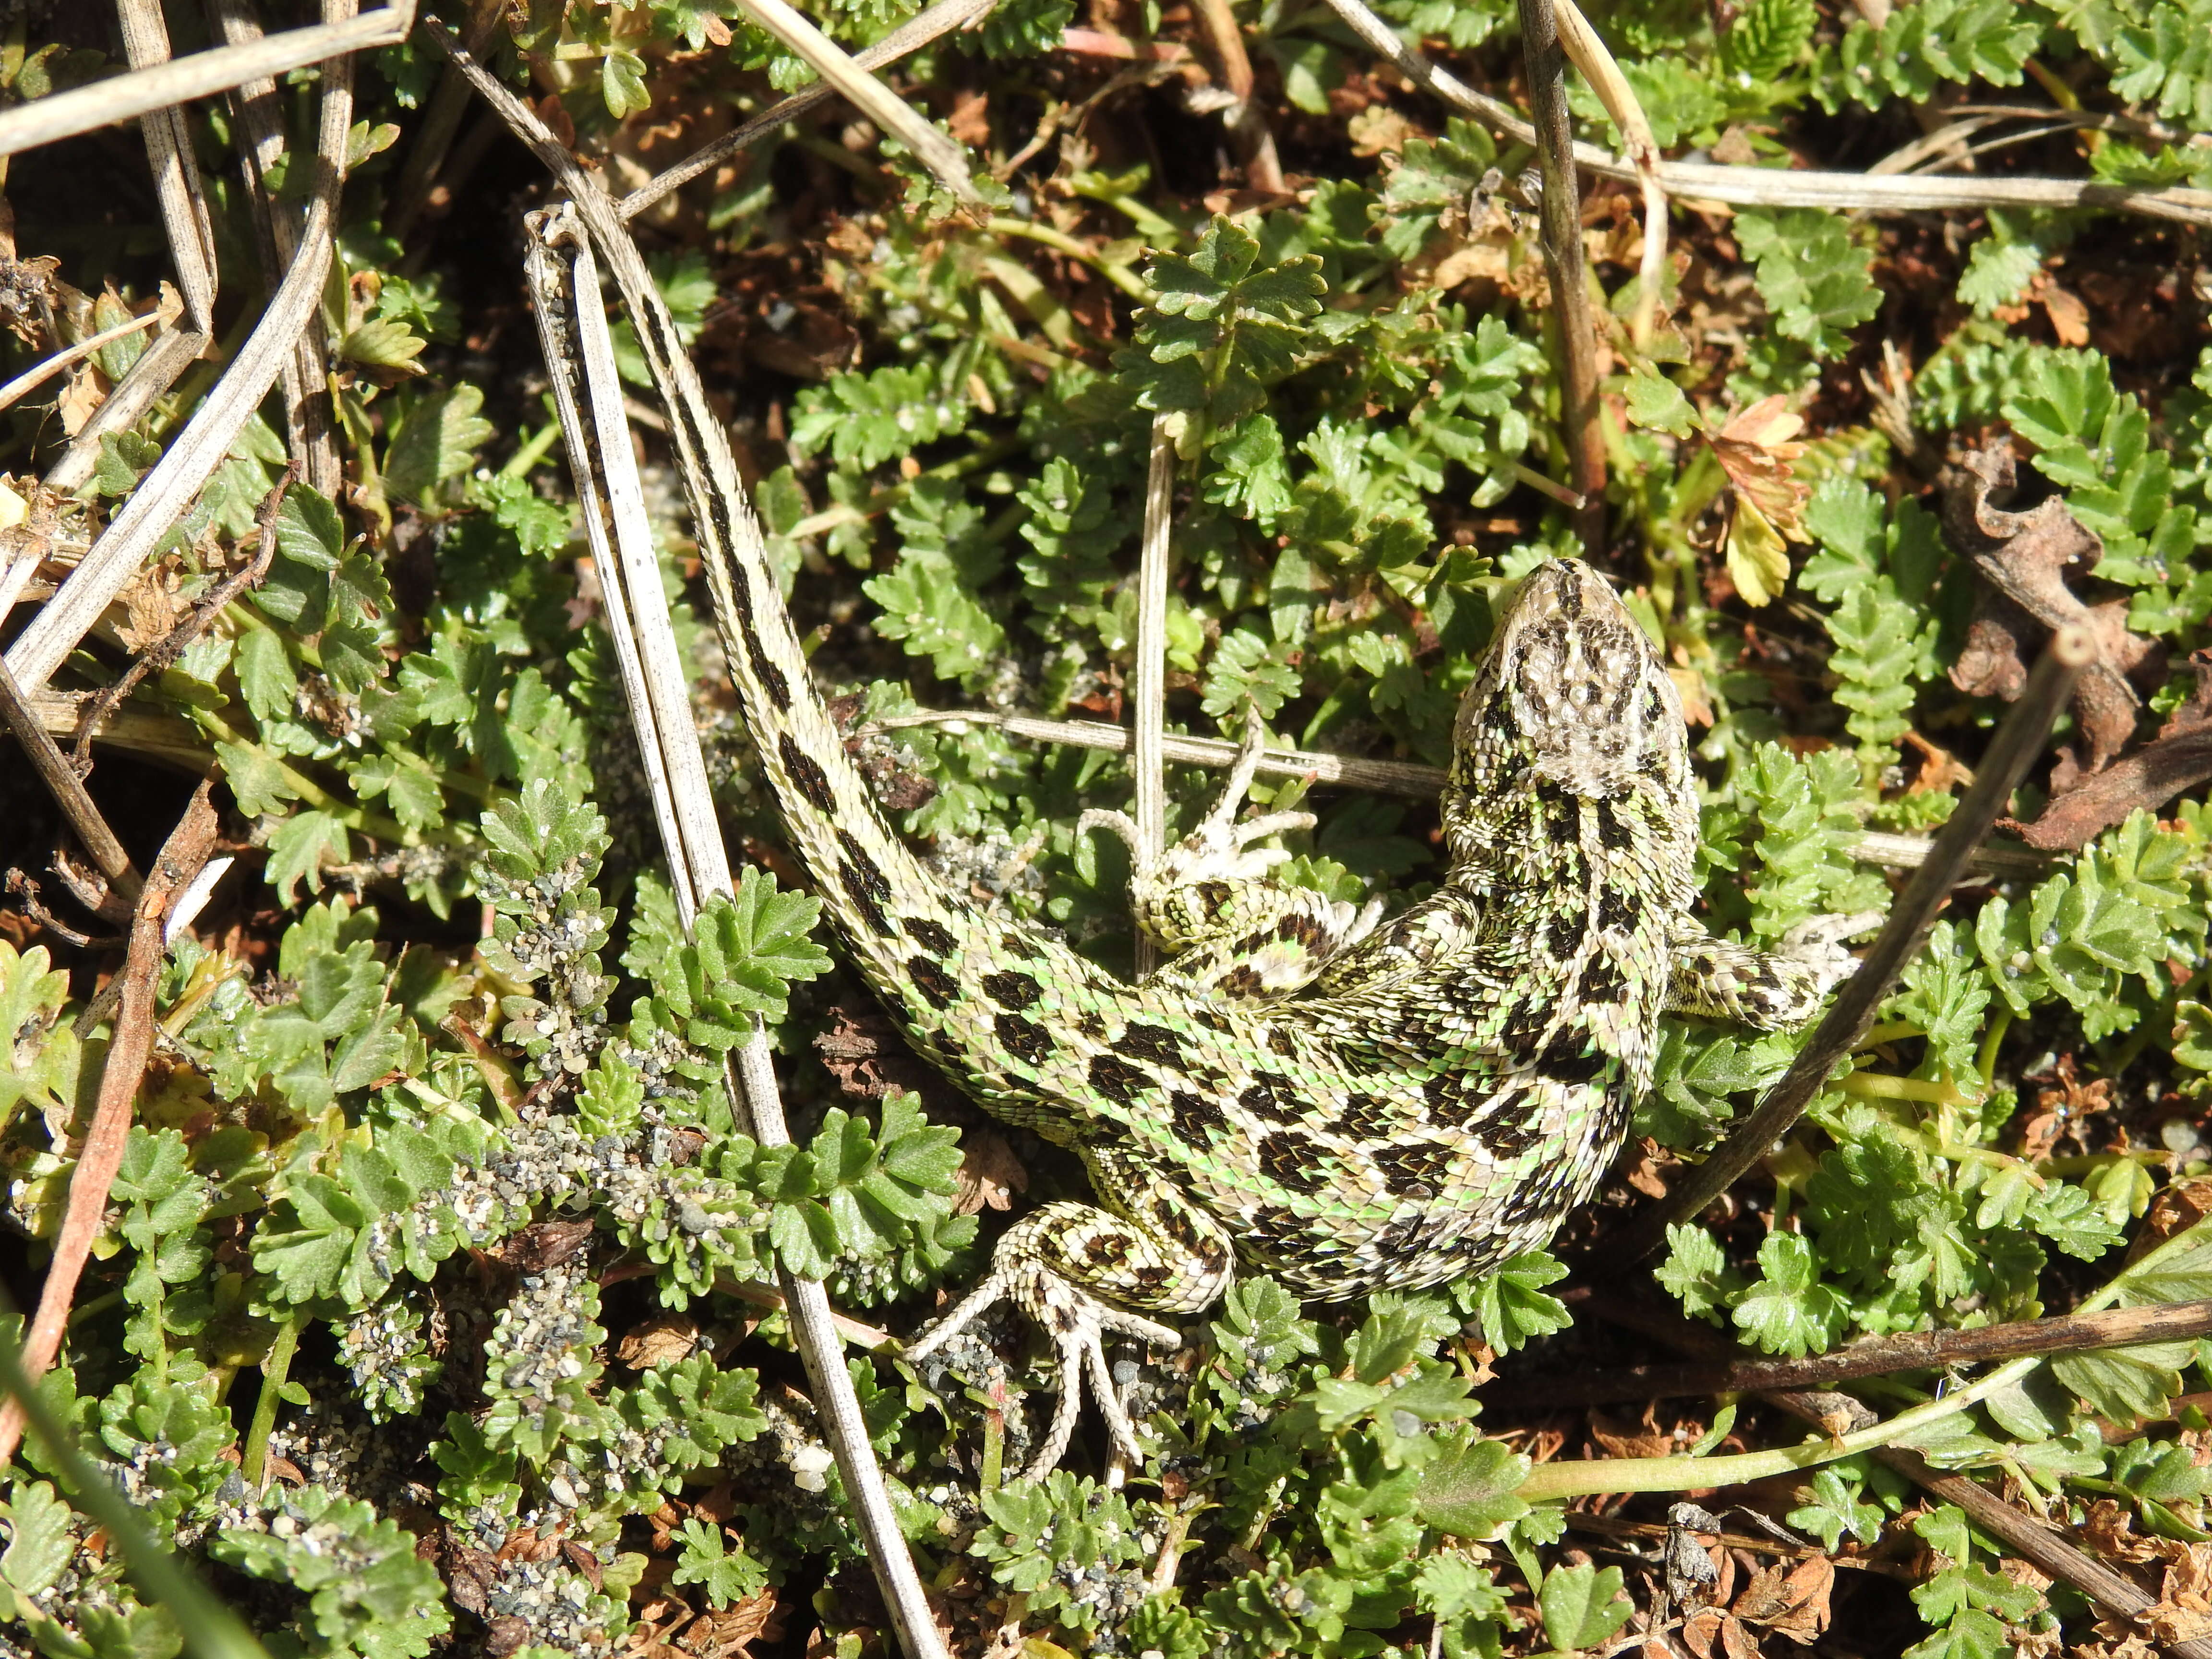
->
[904, 1256, 1179, 1479]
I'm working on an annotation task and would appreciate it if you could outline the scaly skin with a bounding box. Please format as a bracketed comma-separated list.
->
[652, 263, 1855, 1471]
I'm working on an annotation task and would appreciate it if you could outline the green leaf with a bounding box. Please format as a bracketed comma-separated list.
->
[665, 868, 831, 1035]
[1202, 629, 1301, 724]
[1539, 1561, 1633, 1651]
[2050, 1339, 2194, 1426]
[1127, 215, 1327, 427]
[1655, 1223, 1746, 1321]
[1, 1479, 74, 1599]
[384, 382, 495, 505]
[1722, 0, 1816, 78]
[0, 943, 74, 1130]
[1623, 368, 1698, 437]
[1468, 1250, 1571, 1354]
[264, 810, 350, 903]
[864, 547, 1007, 690]
[338, 316, 428, 371]
[1735, 210, 1880, 359]
[670, 1518, 772, 1607]
[2107, 2, 2212, 129]
[210, 1487, 452, 1656]
[95, 431, 161, 499]
[1903, 1608, 2013, 1659]
[791, 363, 970, 470]
[1820, 0, 2042, 111]
[1789, 1465, 1886, 1551]
[1414, 1432, 1530, 1540]
[601, 47, 652, 117]
[1731, 1230, 1849, 1357]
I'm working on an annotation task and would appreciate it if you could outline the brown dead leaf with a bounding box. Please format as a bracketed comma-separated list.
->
[1432, 242, 1511, 290]
[1622, 1136, 1674, 1200]
[2080, 1618, 2164, 1659]
[0, 255, 60, 347]
[953, 1127, 1026, 1214]
[945, 91, 990, 147]
[2041, 282, 2092, 347]
[1731, 1555, 1833, 1645]
[2081, 1498, 2163, 1563]
[56, 363, 106, 435]
[1589, 1406, 1676, 1461]
[1944, 441, 2160, 777]
[616, 1314, 702, 1370]
[2035, 1052, 2114, 1132]
[814, 1004, 940, 1100]
[1901, 730, 1972, 796]
[1999, 1555, 2054, 1598]
[1347, 105, 1415, 156]
[2138, 1178, 2212, 1255]
[2014, 647, 2212, 850]
[1679, 1608, 1726, 1659]
[688, 1589, 784, 1659]
[503, 1216, 598, 1272]
[1711, 394, 1810, 538]
[2150, 1543, 2212, 1643]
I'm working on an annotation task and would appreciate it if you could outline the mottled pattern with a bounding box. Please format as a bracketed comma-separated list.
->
[690, 457, 1850, 1474]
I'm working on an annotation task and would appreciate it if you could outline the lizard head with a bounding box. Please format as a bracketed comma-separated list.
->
[1439, 558, 1694, 878]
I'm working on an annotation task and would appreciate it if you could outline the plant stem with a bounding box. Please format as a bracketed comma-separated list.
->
[1513, 0, 1605, 553]
[1521, 1216, 2212, 1500]
[1487, 1295, 2212, 1411]
[1516, 1350, 2041, 1500]
[243, 1313, 303, 1491]
[988, 217, 1156, 303]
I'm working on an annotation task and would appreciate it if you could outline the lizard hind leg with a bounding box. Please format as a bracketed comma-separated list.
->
[902, 1174, 1233, 1479]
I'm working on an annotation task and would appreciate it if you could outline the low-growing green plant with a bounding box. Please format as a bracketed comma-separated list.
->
[2, 0, 2210, 1653]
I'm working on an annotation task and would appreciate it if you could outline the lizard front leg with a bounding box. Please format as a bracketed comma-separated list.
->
[1082, 723, 1381, 1001]
[1665, 912, 1884, 1028]
[904, 1149, 1233, 1477]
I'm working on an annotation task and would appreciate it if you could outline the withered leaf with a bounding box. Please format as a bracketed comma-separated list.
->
[1712, 394, 1810, 536]
[2014, 648, 2212, 851]
[1944, 441, 2161, 776]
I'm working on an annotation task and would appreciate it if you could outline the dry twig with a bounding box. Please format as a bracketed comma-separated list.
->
[0, 781, 219, 1468]
[1485, 1296, 2212, 1410]
[0, 655, 143, 906]
[1129, 415, 1178, 978]
[433, 59, 949, 1646]
[721, 0, 984, 213]
[1569, 1285, 2212, 1659]
[862, 707, 2053, 877]
[1315, 0, 2212, 228]
[1551, 0, 1666, 346]
[6, 0, 361, 696]
[1514, 0, 1606, 552]
[67, 473, 291, 773]
[0, 0, 414, 156]
[618, 0, 1001, 220]
[1607, 627, 2094, 1263]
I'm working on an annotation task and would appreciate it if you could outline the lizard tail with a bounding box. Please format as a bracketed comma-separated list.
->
[616, 245, 962, 986]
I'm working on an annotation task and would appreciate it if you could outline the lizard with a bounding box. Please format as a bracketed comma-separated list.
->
[697, 462, 1871, 1476]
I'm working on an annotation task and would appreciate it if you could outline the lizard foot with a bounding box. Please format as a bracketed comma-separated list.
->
[905, 1257, 1181, 1479]
[1079, 722, 1315, 890]
[1779, 908, 1887, 998]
